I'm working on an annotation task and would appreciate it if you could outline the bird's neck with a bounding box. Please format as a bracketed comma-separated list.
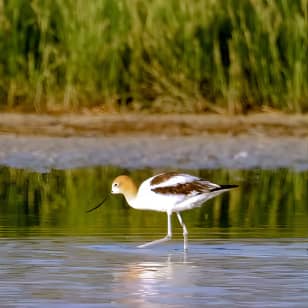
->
[122, 182, 139, 209]
[124, 193, 137, 208]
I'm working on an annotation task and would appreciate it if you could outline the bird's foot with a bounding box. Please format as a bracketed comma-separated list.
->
[137, 235, 171, 248]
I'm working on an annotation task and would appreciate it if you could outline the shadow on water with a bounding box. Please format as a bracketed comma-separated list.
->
[0, 166, 308, 306]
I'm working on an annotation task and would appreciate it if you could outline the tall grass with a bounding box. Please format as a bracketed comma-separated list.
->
[0, 0, 307, 112]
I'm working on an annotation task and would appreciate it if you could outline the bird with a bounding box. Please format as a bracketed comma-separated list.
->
[87, 172, 238, 251]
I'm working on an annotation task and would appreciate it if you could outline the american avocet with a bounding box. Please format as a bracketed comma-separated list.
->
[87, 172, 238, 250]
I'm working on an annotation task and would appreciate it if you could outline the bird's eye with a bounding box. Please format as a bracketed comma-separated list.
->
[114, 183, 119, 187]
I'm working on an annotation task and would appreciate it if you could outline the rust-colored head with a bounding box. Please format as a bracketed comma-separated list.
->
[111, 175, 138, 202]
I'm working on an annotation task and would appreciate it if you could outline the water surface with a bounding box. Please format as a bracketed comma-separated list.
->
[1, 238, 308, 307]
[0, 166, 308, 307]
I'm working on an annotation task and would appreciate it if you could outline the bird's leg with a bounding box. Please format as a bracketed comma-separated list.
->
[176, 212, 188, 251]
[138, 212, 172, 248]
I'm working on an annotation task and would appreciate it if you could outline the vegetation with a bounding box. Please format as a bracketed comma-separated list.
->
[0, 0, 308, 112]
[0, 166, 307, 239]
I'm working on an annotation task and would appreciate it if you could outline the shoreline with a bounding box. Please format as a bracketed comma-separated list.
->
[0, 112, 308, 137]
[0, 113, 307, 172]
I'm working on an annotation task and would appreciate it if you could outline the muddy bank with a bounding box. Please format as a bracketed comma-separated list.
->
[1, 112, 308, 137]
[0, 113, 307, 171]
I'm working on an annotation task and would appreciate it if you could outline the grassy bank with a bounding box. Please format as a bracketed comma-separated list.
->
[0, 0, 307, 113]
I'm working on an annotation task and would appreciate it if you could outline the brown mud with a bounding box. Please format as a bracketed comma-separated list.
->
[1, 112, 308, 137]
[0, 113, 307, 171]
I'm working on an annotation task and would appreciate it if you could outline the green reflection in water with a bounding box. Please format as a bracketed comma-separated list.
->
[0, 166, 307, 240]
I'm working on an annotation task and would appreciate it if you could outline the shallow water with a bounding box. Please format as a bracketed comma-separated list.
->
[1, 238, 308, 307]
[0, 166, 308, 306]
[1, 134, 308, 171]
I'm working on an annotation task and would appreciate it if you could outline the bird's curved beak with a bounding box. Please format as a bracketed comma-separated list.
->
[85, 194, 110, 213]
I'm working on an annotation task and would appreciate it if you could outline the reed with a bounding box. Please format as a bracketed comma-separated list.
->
[0, 0, 307, 112]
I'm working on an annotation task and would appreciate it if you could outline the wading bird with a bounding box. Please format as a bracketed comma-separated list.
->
[87, 172, 238, 251]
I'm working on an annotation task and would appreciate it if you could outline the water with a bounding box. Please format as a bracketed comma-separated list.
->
[0, 166, 308, 307]
[1, 238, 308, 307]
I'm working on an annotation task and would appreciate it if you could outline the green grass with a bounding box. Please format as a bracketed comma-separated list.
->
[0, 0, 307, 112]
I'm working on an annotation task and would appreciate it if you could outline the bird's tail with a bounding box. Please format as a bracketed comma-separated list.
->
[211, 184, 238, 192]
